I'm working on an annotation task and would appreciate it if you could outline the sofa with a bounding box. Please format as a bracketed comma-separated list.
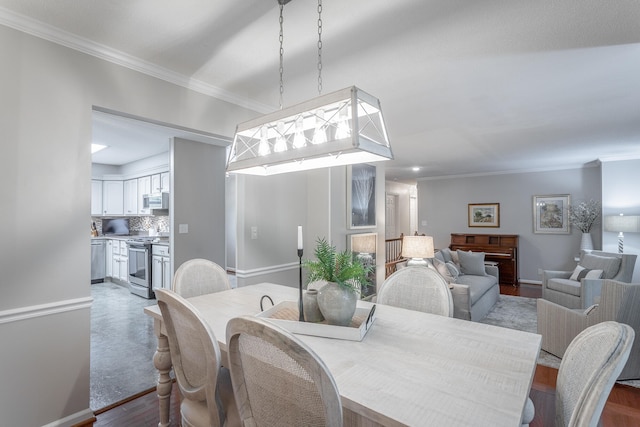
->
[431, 248, 499, 321]
[542, 250, 637, 309]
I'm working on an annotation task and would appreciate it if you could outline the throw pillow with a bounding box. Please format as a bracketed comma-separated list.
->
[445, 262, 461, 280]
[433, 258, 455, 283]
[569, 265, 604, 281]
[457, 250, 486, 276]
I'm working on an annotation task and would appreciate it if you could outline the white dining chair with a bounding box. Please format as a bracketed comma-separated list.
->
[155, 289, 240, 427]
[173, 258, 231, 298]
[522, 321, 634, 427]
[226, 315, 343, 427]
[376, 266, 454, 317]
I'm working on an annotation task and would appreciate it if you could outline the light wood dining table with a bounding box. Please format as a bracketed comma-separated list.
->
[144, 283, 541, 427]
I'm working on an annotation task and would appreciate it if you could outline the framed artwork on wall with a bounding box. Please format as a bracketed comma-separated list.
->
[348, 164, 376, 229]
[468, 203, 500, 227]
[533, 194, 570, 234]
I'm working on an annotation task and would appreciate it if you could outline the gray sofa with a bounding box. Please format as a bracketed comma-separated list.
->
[432, 248, 499, 321]
[542, 250, 637, 309]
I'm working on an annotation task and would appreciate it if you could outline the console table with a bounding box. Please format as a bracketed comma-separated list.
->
[450, 233, 519, 286]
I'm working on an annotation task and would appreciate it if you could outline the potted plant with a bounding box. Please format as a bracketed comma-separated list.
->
[304, 237, 372, 326]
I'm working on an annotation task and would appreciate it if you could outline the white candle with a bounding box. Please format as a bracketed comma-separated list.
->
[297, 226, 303, 250]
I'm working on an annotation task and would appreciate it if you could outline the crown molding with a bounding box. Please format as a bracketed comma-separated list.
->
[0, 6, 274, 114]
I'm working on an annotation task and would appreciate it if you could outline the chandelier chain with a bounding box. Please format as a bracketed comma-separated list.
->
[317, 0, 323, 95]
[279, 3, 285, 109]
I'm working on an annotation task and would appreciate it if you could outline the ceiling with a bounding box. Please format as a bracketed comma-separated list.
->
[2, 0, 640, 181]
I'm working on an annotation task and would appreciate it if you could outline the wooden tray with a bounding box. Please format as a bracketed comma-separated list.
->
[256, 300, 376, 341]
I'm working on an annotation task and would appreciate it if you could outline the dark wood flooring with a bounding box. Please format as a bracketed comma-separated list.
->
[88, 283, 640, 427]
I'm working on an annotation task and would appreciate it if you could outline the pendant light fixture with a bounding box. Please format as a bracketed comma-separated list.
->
[227, 0, 393, 176]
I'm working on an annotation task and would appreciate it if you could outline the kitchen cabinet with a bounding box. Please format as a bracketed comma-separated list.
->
[123, 179, 138, 215]
[105, 239, 113, 277]
[110, 240, 128, 282]
[151, 172, 170, 194]
[152, 244, 171, 291]
[138, 176, 151, 215]
[160, 172, 170, 192]
[91, 180, 103, 216]
[102, 180, 124, 216]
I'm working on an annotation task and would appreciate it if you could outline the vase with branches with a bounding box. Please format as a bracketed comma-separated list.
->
[568, 199, 601, 251]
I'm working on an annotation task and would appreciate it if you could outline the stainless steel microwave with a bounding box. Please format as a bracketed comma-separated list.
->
[143, 192, 169, 210]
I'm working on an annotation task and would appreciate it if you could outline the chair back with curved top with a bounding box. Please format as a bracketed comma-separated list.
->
[173, 258, 231, 298]
[226, 315, 343, 427]
[156, 288, 237, 427]
[556, 321, 634, 427]
[377, 266, 454, 316]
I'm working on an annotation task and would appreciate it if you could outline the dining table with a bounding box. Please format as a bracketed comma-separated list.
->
[144, 283, 541, 427]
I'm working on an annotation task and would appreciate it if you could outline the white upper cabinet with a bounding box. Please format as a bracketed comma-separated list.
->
[151, 174, 162, 194]
[91, 180, 103, 216]
[123, 179, 138, 215]
[102, 180, 124, 216]
[160, 172, 170, 193]
[138, 176, 151, 215]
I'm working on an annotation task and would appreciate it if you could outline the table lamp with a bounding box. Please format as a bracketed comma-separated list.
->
[604, 214, 640, 253]
[352, 233, 377, 268]
[401, 235, 435, 267]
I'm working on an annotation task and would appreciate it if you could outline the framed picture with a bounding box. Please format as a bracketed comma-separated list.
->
[348, 164, 376, 229]
[349, 232, 377, 297]
[468, 203, 500, 227]
[533, 194, 570, 234]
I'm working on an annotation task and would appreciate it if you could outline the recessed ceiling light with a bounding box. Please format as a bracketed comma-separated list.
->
[412, 167, 420, 172]
[91, 143, 107, 154]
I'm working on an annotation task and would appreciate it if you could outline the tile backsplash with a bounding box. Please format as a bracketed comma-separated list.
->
[91, 216, 169, 236]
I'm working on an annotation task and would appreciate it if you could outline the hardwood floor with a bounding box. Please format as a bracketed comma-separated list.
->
[90, 283, 640, 426]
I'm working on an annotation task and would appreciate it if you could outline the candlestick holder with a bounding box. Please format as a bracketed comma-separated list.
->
[298, 248, 304, 322]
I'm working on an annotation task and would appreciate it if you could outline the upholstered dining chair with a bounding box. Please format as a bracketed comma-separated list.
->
[522, 321, 634, 427]
[538, 279, 640, 380]
[376, 266, 454, 317]
[155, 289, 239, 427]
[173, 258, 231, 298]
[226, 315, 343, 427]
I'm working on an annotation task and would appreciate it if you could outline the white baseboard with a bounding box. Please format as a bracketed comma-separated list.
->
[519, 279, 542, 285]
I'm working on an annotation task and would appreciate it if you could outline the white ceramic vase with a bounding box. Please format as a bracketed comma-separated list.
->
[580, 232, 594, 251]
[316, 282, 357, 326]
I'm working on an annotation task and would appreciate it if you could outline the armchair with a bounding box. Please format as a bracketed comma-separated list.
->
[541, 250, 636, 309]
[537, 279, 640, 380]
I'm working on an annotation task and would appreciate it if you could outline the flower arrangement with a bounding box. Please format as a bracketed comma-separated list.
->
[568, 199, 601, 233]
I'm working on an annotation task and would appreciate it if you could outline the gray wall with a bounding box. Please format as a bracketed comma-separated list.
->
[234, 164, 386, 292]
[0, 24, 255, 426]
[172, 137, 227, 271]
[417, 166, 602, 283]
[601, 159, 640, 282]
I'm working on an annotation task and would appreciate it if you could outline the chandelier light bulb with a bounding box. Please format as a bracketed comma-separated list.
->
[293, 116, 306, 149]
[334, 104, 351, 140]
[274, 121, 288, 152]
[258, 126, 271, 156]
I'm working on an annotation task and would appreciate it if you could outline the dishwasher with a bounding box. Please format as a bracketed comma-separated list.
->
[91, 239, 106, 283]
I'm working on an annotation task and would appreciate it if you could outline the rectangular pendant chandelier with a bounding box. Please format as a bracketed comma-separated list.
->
[227, 86, 393, 175]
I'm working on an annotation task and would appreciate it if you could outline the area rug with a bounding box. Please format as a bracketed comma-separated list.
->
[480, 294, 640, 389]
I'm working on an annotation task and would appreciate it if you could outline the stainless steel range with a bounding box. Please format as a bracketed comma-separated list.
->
[126, 237, 155, 299]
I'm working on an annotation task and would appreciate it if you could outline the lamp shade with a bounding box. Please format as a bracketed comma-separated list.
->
[604, 215, 640, 233]
[401, 235, 435, 259]
[227, 86, 393, 175]
[352, 234, 376, 254]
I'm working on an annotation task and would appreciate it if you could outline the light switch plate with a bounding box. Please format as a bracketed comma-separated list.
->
[251, 226, 258, 239]
[179, 224, 188, 234]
